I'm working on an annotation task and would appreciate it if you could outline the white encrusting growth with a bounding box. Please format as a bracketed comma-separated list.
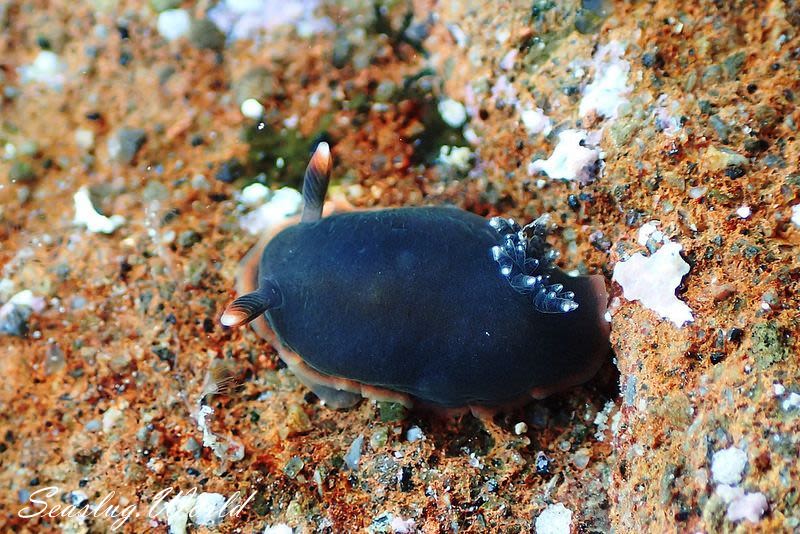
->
[240, 98, 265, 119]
[710, 446, 768, 524]
[636, 221, 663, 246]
[239, 187, 303, 235]
[19, 51, 68, 89]
[579, 41, 631, 120]
[239, 182, 270, 206]
[528, 129, 600, 183]
[73, 186, 126, 234]
[164, 494, 197, 534]
[192, 493, 228, 527]
[195, 405, 245, 462]
[612, 240, 693, 327]
[157, 9, 191, 41]
[520, 108, 552, 136]
[0, 290, 46, 315]
[534, 503, 572, 534]
[736, 205, 751, 219]
[438, 145, 473, 171]
[791, 204, 800, 227]
[208, 0, 333, 41]
[711, 446, 748, 485]
[263, 525, 293, 534]
[438, 98, 467, 128]
[716, 486, 769, 524]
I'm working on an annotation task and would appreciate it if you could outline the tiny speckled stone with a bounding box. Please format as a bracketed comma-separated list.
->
[370, 426, 389, 450]
[283, 456, 304, 479]
[182, 437, 201, 453]
[703, 146, 748, 171]
[178, 230, 201, 248]
[332, 35, 351, 68]
[573, 448, 591, 469]
[191, 493, 227, 527]
[708, 115, 730, 142]
[107, 128, 147, 164]
[215, 158, 245, 183]
[750, 321, 790, 370]
[723, 51, 747, 79]
[374, 80, 396, 103]
[8, 160, 35, 183]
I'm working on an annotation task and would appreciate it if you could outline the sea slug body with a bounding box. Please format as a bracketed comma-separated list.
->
[222, 144, 611, 410]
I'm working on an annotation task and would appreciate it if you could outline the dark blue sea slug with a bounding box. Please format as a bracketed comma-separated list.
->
[222, 143, 610, 410]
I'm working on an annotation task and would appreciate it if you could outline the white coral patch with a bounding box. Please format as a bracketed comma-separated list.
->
[726, 491, 768, 523]
[73, 186, 126, 234]
[157, 9, 191, 41]
[711, 446, 748, 485]
[636, 220, 663, 246]
[263, 525, 293, 534]
[579, 41, 631, 120]
[240, 98, 265, 119]
[239, 182, 270, 206]
[19, 51, 68, 89]
[520, 108, 552, 136]
[791, 204, 800, 227]
[612, 240, 693, 327]
[534, 503, 572, 534]
[164, 494, 197, 534]
[191, 493, 227, 527]
[4, 290, 46, 312]
[438, 98, 467, 128]
[208, 0, 333, 41]
[390, 516, 416, 533]
[438, 146, 472, 171]
[528, 129, 599, 183]
[239, 187, 303, 235]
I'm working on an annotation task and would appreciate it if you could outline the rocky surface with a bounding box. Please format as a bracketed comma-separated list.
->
[0, 0, 798, 532]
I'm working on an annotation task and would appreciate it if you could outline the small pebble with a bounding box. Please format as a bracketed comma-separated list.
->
[108, 127, 147, 165]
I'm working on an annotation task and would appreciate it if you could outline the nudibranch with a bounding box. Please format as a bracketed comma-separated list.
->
[222, 143, 610, 410]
